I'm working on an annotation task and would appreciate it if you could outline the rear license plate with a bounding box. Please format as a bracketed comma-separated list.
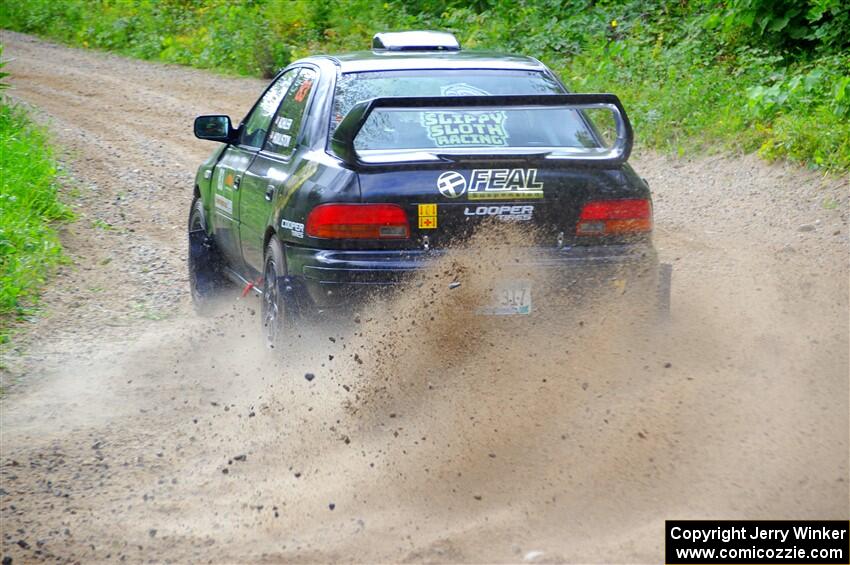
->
[480, 279, 532, 315]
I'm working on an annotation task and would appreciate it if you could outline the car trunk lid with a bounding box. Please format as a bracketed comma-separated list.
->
[357, 164, 632, 249]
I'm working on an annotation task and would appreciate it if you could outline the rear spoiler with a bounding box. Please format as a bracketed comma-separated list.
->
[330, 93, 633, 168]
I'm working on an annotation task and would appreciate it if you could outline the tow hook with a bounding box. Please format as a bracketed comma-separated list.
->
[241, 278, 264, 297]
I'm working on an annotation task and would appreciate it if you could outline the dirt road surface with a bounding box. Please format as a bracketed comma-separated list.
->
[1, 31, 848, 563]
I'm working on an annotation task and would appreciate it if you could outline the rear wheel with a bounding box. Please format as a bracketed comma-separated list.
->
[262, 238, 290, 348]
[188, 197, 229, 314]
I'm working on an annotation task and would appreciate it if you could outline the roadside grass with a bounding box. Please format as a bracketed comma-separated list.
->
[0, 99, 73, 343]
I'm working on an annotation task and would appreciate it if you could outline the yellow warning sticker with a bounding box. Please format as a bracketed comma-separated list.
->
[418, 204, 437, 229]
[418, 204, 437, 216]
[419, 216, 437, 229]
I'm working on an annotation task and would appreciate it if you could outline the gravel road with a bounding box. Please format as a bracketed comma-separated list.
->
[1, 31, 848, 564]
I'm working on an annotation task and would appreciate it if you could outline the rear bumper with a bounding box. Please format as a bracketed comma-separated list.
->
[284, 242, 659, 311]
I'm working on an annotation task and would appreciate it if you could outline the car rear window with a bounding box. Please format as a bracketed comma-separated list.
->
[330, 69, 602, 151]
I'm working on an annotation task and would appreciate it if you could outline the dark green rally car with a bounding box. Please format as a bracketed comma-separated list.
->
[190, 31, 669, 343]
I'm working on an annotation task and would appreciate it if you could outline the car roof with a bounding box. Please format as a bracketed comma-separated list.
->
[308, 50, 549, 73]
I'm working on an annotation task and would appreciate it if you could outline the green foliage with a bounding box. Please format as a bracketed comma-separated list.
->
[0, 91, 73, 340]
[707, 0, 849, 54]
[1, 0, 848, 170]
[0, 0, 293, 77]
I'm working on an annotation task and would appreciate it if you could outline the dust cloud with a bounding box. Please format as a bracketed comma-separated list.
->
[4, 218, 845, 563]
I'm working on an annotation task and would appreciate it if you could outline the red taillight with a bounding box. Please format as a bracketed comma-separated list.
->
[306, 203, 410, 239]
[577, 199, 652, 235]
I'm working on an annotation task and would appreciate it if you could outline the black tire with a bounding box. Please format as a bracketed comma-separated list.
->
[188, 197, 229, 314]
[261, 238, 290, 348]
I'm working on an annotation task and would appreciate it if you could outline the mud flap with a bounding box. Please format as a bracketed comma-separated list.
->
[278, 275, 304, 321]
[188, 229, 224, 297]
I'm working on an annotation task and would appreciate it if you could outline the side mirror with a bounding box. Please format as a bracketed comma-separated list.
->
[194, 115, 235, 143]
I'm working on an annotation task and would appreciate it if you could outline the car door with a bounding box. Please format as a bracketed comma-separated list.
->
[239, 67, 318, 273]
[210, 69, 297, 271]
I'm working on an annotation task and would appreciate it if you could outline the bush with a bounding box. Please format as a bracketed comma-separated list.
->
[1, 0, 848, 171]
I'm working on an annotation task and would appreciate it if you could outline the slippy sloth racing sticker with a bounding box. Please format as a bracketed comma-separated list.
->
[421, 112, 508, 147]
[420, 83, 509, 147]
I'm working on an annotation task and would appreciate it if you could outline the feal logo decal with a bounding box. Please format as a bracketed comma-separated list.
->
[437, 171, 467, 198]
[436, 169, 544, 200]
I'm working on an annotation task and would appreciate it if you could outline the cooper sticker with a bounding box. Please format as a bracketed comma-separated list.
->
[280, 218, 304, 238]
[418, 203, 437, 229]
[214, 193, 233, 215]
[436, 169, 544, 200]
[276, 116, 293, 130]
[464, 205, 534, 221]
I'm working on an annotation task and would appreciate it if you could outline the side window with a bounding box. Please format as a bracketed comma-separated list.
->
[239, 69, 298, 149]
[264, 68, 317, 158]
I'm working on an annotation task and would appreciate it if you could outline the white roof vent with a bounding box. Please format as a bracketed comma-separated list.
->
[372, 31, 460, 51]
